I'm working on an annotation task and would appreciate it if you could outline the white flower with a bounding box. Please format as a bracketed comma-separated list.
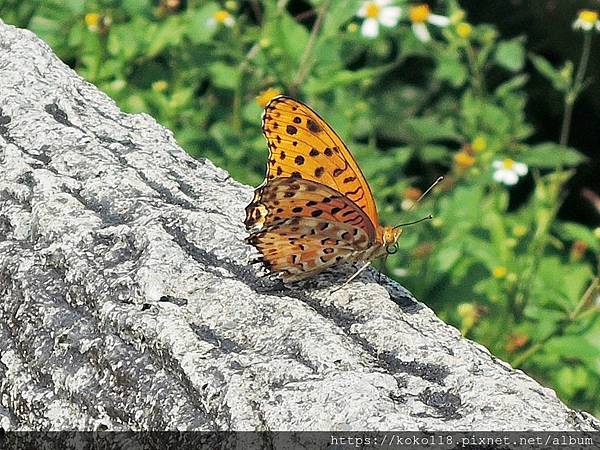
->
[408, 4, 450, 42]
[357, 0, 402, 38]
[208, 10, 235, 28]
[492, 159, 528, 186]
[573, 9, 600, 32]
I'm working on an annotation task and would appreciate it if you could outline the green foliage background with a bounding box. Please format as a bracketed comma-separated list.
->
[3, 0, 598, 417]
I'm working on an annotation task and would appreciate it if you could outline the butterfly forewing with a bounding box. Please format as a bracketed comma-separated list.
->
[261, 96, 380, 228]
[245, 178, 376, 241]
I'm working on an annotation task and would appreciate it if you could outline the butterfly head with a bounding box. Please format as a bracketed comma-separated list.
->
[382, 226, 403, 254]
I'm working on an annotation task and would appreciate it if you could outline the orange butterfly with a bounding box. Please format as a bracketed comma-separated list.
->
[245, 95, 410, 283]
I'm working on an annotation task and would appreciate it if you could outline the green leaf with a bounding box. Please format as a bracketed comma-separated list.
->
[420, 145, 449, 163]
[122, 0, 151, 16]
[394, 116, 459, 144]
[319, 0, 362, 38]
[546, 336, 600, 364]
[435, 53, 468, 88]
[208, 62, 240, 90]
[146, 16, 185, 57]
[521, 143, 587, 169]
[305, 67, 382, 95]
[556, 222, 600, 252]
[187, 3, 220, 44]
[267, 8, 310, 69]
[495, 74, 528, 98]
[434, 245, 462, 272]
[530, 54, 570, 92]
[494, 38, 525, 72]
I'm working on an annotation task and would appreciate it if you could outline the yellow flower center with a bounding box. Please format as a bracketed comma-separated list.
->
[454, 152, 476, 169]
[492, 266, 507, 279]
[502, 158, 515, 169]
[456, 22, 472, 39]
[365, 2, 381, 19]
[578, 9, 599, 24]
[85, 12, 101, 27]
[152, 80, 168, 93]
[512, 225, 527, 237]
[213, 10, 231, 23]
[256, 88, 282, 108]
[409, 4, 431, 23]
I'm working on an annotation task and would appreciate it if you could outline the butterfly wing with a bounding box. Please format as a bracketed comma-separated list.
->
[245, 177, 376, 241]
[248, 215, 371, 282]
[260, 95, 380, 230]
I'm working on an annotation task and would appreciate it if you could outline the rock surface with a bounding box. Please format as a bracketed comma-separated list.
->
[0, 20, 598, 432]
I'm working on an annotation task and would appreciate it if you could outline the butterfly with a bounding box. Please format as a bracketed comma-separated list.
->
[244, 95, 405, 283]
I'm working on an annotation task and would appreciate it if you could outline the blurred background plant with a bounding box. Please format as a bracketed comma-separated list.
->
[2, 0, 599, 417]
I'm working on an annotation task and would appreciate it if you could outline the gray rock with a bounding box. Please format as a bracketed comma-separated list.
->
[0, 19, 598, 432]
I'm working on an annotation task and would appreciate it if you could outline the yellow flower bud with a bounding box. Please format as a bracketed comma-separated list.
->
[492, 266, 507, 279]
[256, 88, 282, 108]
[347, 22, 359, 33]
[471, 136, 487, 152]
[454, 151, 476, 169]
[152, 80, 168, 93]
[85, 13, 101, 32]
[512, 225, 527, 237]
[456, 22, 472, 39]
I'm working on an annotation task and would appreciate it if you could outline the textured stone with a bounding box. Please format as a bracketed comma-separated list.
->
[0, 20, 598, 432]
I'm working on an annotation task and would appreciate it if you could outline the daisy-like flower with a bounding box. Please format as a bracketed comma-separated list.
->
[208, 10, 235, 28]
[573, 9, 600, 32]
[492, 159, 528, 186]
[357, 0, 402, 39]
[409, 4, 450, 42]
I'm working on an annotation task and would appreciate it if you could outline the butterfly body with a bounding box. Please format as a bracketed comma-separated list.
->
[245, 96, 402, 282]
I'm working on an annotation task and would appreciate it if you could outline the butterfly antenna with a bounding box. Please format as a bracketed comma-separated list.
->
[393, 214, 433, 230]
[407, 176, 444, 212]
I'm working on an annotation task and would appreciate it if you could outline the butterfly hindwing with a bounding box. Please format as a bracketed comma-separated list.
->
[248, 216, 371, 281]
[261, 95, 380, 229]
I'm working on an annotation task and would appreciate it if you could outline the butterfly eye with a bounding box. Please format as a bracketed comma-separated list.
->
[386, 243, 398, 255]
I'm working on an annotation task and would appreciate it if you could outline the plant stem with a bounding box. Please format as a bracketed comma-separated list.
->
[570, 276, 599, 321]
[559, 31, 592, 148]
[290, 1, 329, 94]
[462, 41, 485, 96]
[516, 33, 594, 318]
[232, 42, 260, 134]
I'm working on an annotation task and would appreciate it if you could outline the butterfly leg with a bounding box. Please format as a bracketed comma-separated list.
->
[330, 261, 372, 293]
